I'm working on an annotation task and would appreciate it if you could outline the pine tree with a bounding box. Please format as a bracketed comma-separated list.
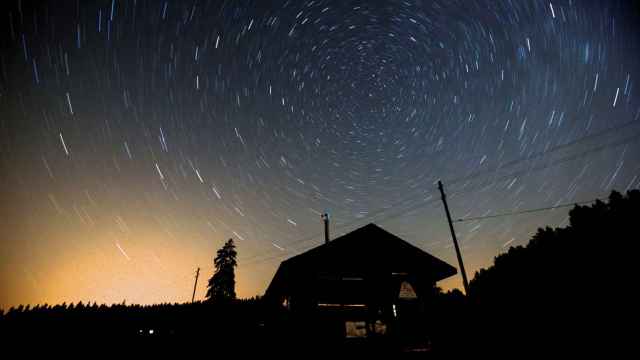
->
[206, 238, 238, 302]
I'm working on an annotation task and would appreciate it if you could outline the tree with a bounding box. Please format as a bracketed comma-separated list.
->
[206, 238, 238, 302]
[465, 190, 640, 352]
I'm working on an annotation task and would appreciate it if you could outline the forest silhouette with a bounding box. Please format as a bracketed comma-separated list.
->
[1, 190, 636, 354]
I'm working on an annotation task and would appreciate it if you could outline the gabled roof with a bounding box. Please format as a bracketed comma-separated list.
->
[264, 223, 457, 299]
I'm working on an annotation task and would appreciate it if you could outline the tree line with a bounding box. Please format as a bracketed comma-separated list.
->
[429, 189, 638, 355]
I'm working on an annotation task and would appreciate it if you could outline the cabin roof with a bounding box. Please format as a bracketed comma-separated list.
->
[264, 223, 457, 299]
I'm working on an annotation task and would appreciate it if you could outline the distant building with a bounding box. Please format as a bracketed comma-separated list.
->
[264, 223, 456, 343]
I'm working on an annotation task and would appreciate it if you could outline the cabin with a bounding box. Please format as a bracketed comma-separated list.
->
[264, 223, 457, 344]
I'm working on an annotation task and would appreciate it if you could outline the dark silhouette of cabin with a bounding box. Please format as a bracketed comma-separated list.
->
[264, 223, 457, 344]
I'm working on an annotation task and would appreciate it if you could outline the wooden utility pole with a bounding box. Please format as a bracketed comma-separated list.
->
[438, 180, 470, 295]
[191, 267, 200, 303]
[322, 213, 330, 244]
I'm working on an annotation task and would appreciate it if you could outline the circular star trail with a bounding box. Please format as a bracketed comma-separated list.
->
[1, 0, 639, 307]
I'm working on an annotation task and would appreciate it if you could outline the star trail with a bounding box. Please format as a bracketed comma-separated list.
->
[1, 0, 639, 309]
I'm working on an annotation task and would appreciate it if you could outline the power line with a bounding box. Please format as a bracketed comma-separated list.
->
[454, 198, 604, 223]
[372, 131, 640, 227]
[358, 124, 640, 230]
[241, 196, 602, 268]
[444, 120, 640, 189]
[239, 128, 640, 268]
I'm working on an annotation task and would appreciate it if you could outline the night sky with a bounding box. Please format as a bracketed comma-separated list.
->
[1, 0, 639, 309]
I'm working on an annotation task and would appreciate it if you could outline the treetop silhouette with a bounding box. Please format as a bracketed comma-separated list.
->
[206, 238, 238, 303]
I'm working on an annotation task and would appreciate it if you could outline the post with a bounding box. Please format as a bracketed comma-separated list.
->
[322, 213, 330, 244]
[438, 180, 470, 295]
[192, 267, 200, 303]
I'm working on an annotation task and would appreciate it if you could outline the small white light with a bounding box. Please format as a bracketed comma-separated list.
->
[392, 304, 397, 317]
[149, 329, 154, 335]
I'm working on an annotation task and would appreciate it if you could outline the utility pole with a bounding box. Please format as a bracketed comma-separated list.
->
[191, 267, 200, 303]
[438, 180, 470, 295]
[322, 212, 330, 244]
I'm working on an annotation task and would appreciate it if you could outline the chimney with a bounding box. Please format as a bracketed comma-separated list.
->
[322, 213, 330, 244]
